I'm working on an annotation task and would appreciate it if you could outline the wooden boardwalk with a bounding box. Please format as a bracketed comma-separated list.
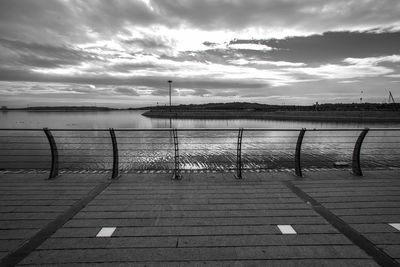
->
[0, 170, 399, 266]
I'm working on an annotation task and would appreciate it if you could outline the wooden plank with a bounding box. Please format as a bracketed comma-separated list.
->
[0, 213, 60, 220]
[0, 229, 40, 240]
[378, 245, 400, 261]
[74, 209, 317, 219]
[333, 208, 400, 216]
[0, 220, 51, 229]
[339, 215, 400, 224]
[94, 194, 300, 200]
[325, 202, 400, 209]
[88, 198, 303, 205]
[0, 200, 78, 206]
[82, 203, 310, 212]
[307, 191, 400, 197]
[39, 237, 178, 249]
[12, 259, 383, 267]
[63, 216, 325, 228]
[179, 234, 351, 247]
[301, 187, 400, 193]
[0, 240, 24, 251]
[0, 195, 84, 200]
[311, 196, 400, 203]
[365, 233, 400, 244]
[352, 223, 399, 233]
[20, 246, 369, 264]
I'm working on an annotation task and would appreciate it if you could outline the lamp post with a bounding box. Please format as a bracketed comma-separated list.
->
[168, 80, 172, 128]
[168, 80, 172, 113]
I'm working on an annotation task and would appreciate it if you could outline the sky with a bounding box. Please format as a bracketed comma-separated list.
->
[0, 0, 400, 108]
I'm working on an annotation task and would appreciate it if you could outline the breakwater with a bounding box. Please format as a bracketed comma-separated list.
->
[142, 110, 400, 122]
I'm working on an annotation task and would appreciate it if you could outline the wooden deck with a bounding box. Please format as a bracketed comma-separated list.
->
[0, 170, 399, 266]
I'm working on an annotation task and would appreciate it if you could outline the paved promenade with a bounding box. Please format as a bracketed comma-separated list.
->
[0, 170, 399, 266]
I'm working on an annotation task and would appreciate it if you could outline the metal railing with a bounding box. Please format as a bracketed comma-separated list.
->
[0, 128, 399, 180]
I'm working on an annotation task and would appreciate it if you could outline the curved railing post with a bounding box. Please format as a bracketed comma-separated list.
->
[172, 128, 181, 180]
[295, 128, 306, 177]
[43, 128, 59, 179]
[236, 128, 244, 179]
[352, 128, 369, 176]
[109, 128, 119, 179]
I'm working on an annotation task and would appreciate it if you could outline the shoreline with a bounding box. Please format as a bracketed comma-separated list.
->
[142, 110, 400, 122]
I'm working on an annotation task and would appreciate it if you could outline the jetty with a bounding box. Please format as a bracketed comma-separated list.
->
[0, 169, 400, 266]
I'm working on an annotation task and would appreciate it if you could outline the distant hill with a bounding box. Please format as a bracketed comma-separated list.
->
[12, 106, 118, 111]
[141, 102, 400, 122]
[139, 102, 400, 112]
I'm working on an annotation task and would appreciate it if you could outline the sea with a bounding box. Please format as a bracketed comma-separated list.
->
[1, 110, 399, 172]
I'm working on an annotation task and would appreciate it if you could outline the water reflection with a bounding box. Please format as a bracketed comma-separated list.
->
[1, 111, 400, 171]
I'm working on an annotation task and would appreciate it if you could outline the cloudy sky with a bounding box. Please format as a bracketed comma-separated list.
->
[0, 0, 400, 108]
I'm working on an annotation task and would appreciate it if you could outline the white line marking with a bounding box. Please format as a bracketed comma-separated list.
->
[389, 223, 400, 231]
[277, 225, 297, 234]
[96, 227, 116, 237]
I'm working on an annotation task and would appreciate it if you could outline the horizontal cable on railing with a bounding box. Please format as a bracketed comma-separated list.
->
[0, 148, 49, 151]
[0, 136, 46, 138]
[2, 142, 47, 144]
[363, 142, 400, 144]
[53, 142, 111, 145]
[3, 127, 400, 131]
[363, 148, 400, 151]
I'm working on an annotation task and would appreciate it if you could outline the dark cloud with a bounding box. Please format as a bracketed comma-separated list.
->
[0, 38, 98, 68]
[152, 0, 400, 31]
[0, 0, 161, 43]
[190, 88, 212, 96]
[0, 0, 89, 43]
[1, 0, 399, 47]
[114, 87, 139, 96]
[243, 31, 400, 64]
[212, 90, 239, 97]
[202, 41, 218, 47]
[111, 62, 160, 73]
[2, 0, 398, 47]
[72, 0, 160, 36]
[186, 31, 400, 66]
[0, 66, 266, 90]
[150, 88, 168, 96]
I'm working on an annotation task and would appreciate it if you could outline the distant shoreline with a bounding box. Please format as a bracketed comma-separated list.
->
[142, 110, 400, 122]
[2, 102, 399, 113]
[1, 107, 145, 112]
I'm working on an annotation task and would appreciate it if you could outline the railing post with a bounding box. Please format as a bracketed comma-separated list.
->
[236, 128, 244, 179]
[352, 128, 369, 176]
[172, 128, 181, 180]
[295, 128, 306, 177]
[43, 128, 59, 179]
[109, 128, 119, 179]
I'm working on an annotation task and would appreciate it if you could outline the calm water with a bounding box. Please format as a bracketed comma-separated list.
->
[2, 110, 400, 129]
[1, 110, 400, 171]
